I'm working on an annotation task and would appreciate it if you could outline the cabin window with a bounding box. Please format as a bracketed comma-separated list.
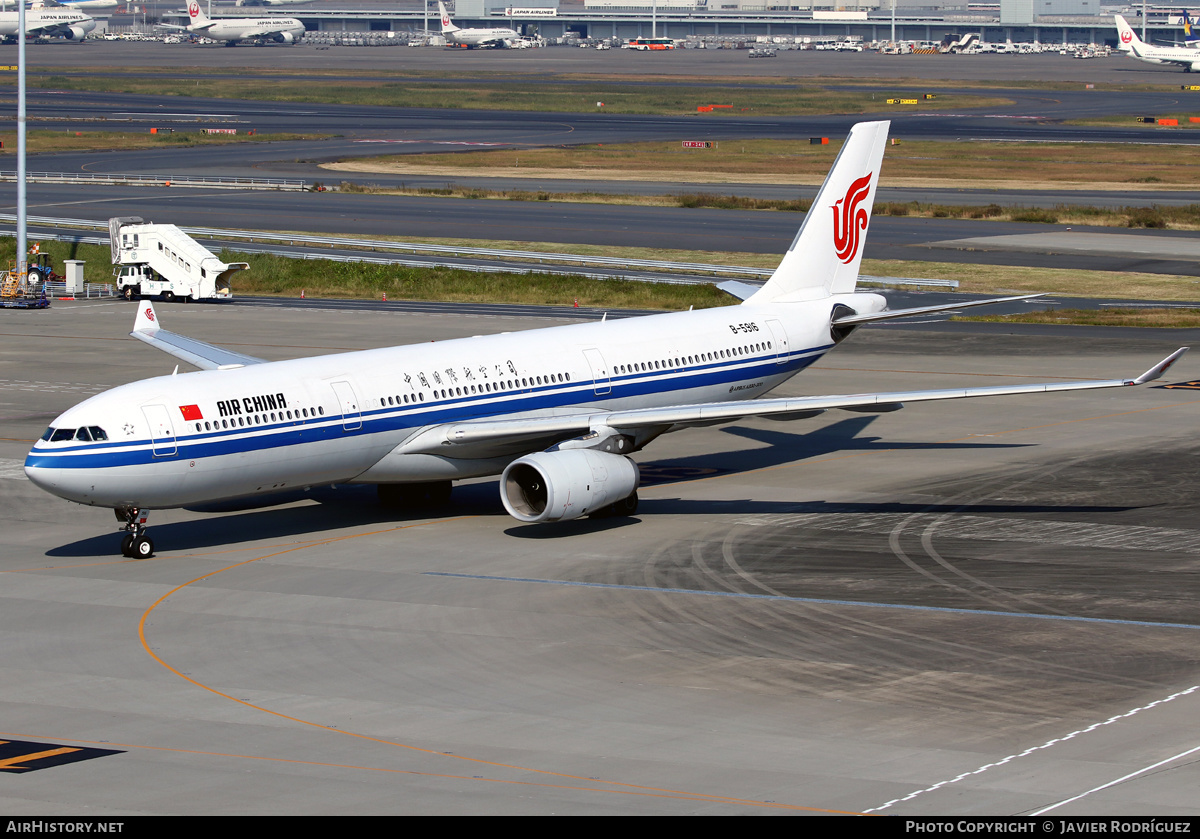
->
[196, 424, 201, 433]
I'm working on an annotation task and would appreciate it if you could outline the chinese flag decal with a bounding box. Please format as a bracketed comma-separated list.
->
[180, 405, 203, 421]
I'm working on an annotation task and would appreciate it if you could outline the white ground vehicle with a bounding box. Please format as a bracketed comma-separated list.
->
[110, 217, 246, 302]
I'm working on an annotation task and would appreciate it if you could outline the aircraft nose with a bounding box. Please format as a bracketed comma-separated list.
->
[24, 459, 58, 494]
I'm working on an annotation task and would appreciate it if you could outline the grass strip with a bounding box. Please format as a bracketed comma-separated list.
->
[332, 137, 1200, 190]
[954, 307, 1200, 327]
[27, 72, 1006, 116]
[6, 236, 1198, 313]
[0, 129, 329, 155]
[333, 181, 1200, 230]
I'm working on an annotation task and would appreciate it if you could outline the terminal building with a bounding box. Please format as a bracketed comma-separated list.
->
[162, 1, 1186, 46]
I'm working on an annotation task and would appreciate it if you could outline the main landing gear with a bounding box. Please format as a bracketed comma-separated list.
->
[115, 506, 154, 558]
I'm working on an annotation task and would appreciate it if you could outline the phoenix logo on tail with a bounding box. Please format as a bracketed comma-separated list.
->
[832, 173, 873, 263]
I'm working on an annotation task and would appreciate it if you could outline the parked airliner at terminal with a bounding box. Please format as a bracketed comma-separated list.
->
[179, 0, 304, 45]
[437, 0, 520, 47]
[1116, 14, 1200, 70]
[23, 122, 1187, 558]
[0, 5, 94, 41]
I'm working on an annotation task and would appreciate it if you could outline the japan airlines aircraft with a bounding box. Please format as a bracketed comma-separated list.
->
[1115, 14, 1200, 69]
[23, 121, 1187, 559]
[182, 0, 303, 44]
[0, 5, 93, 40]
[1, 0, 118, 11]
[438, 1, 518, 48]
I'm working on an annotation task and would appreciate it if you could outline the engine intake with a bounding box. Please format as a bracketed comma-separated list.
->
[501, 449, 639, 523]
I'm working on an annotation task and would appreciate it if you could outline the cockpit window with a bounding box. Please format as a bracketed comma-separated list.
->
[43, 426, 106, 443]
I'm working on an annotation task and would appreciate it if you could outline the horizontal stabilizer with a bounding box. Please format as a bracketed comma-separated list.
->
[131, 302, 267, 370]
[716, 281, 762, 301]
[832, 293, 1045, 327]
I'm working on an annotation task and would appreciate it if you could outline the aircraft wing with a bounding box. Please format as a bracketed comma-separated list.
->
[130, 301, 267, 370]
[398, 348, 1187, 455]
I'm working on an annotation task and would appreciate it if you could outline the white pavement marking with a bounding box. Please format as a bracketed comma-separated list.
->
[864, 685, 1200, 813]
[1030, 742, 1200, 814]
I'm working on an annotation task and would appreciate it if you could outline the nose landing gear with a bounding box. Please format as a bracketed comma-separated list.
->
[115, 507, 155, 558]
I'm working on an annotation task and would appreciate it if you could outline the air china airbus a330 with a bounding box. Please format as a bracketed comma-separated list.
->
[24, 121, 1187, 558]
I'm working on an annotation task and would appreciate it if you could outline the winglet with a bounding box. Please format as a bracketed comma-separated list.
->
[1130, 347, 1188, 385]
[133, 301, 159, 335]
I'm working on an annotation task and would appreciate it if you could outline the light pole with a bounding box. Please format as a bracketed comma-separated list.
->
[17, 0, 26, 280]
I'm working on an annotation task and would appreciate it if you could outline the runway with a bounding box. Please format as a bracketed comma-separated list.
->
[1, 299, 1198, 814]
[6, 66, 1200, 276]
[12, 182, 1200, 277]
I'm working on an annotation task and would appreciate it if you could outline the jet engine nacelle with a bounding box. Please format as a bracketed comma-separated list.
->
[501, 449, 639, 523]
[65, 25, 89, 40]
[274, 31, 296, 43]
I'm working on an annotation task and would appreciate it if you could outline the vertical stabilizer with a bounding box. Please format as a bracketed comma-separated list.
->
[186, 1, 210, 27]
[746, 120, 889, 305]
[1115, 14, 1141, 50]
[438, 1, 459, 33]
[1186, 11, 1200, 46]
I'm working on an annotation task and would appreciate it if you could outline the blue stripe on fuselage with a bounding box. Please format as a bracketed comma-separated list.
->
[25, 347, 828, 470]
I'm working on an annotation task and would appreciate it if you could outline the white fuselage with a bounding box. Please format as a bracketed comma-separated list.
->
[55, 0, 118, 10]
[24, 294, 885, 510]
[447, 27, 518, 47]
[190, 15, 303, 43]
[0, 8, 94, 37]
[1116, 14, 1200, 70]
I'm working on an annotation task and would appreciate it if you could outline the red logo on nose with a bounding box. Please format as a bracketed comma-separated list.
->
[832, 173, 873, 264]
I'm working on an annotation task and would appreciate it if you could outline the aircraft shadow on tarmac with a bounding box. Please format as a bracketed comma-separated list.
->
[46, 417, 1053, 555]
[635, 416, 1030, 486]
